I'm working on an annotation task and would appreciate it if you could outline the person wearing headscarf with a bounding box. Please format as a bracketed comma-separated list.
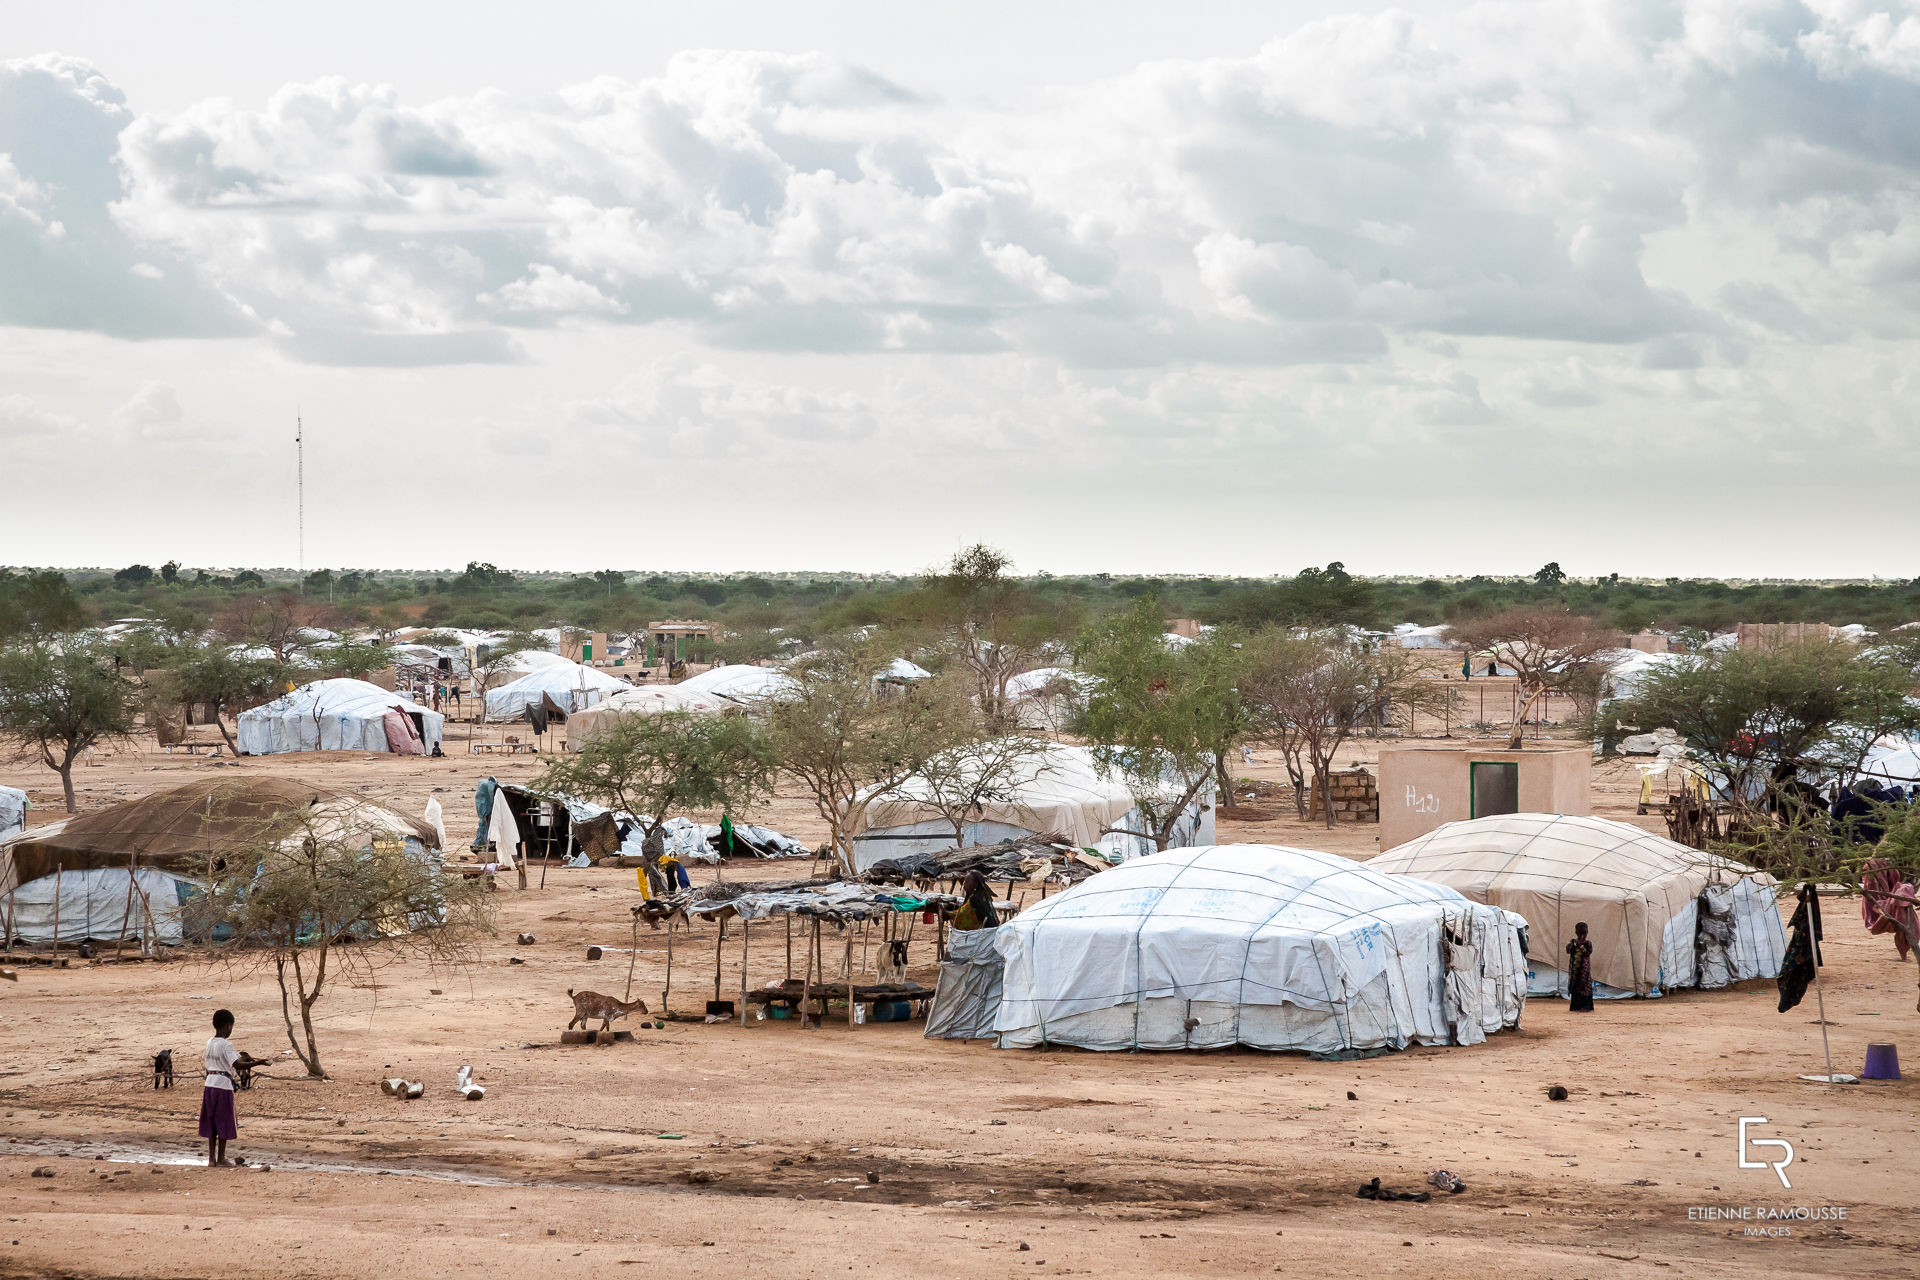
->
[950, 870, 1000, 931]
[1566, 921, 1595, 1012]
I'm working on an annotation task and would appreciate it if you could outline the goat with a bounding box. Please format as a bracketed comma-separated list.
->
[152, 1049, 174, 1090]
[566, 987, 648, 1031]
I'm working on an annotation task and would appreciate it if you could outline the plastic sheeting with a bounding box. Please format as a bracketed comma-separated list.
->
[0, 786, 24, 841]
[565, 685, 733, 746]
[3, 867, 198, 945]
[237, 680, 444, 755]
[1368, 813, 1787, 995]
[925, 925, 1007, 1041]
[992, 844, 1526, 1054]
[483, 661, 630, 721]
[853, 742, 1211, 869]
[675, 665, 801, 702]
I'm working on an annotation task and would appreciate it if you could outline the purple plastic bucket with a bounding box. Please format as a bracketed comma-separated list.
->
[1862, 1043, 1901, 1080]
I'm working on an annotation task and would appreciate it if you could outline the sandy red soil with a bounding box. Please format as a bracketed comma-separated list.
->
[1, 725, 1915, 1278]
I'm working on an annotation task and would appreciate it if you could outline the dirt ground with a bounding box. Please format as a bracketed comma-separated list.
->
[2, 725, 1917, 1279]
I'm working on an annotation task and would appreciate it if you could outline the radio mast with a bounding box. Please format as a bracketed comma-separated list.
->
[296, 414, 305, 577]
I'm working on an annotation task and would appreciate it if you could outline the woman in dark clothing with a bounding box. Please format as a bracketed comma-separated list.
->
[951, 870, 1001, 931]
[1566, 921, 1595, 1012]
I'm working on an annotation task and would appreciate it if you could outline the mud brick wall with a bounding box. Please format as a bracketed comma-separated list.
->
[1308, 769, 1380, 823]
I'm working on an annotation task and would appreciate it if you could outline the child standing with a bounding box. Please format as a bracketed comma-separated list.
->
[199, 1009, 241, 1166]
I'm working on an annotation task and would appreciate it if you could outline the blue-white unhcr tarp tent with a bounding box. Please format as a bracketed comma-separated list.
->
[987, 844, 1527, 1053]
[238, 678, 444, 755]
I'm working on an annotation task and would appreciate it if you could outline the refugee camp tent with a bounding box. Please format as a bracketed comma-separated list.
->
[849, 741, 1214, 873]
[0, 785, 25, 841]
[483, 660, 629, 722]
[879, 658, 932, 682]
[237, 679, 443, 755]
[564, 684, 733, 746]
[1367, 813, 1787, 998]
[3, 867, 199, 945]
[0, 778, 442, 943]
[1858, 734, 1920, 786]
[1390, 623, 1454, 650]
[1599, 648, 1685, 701]
[676, 665, 801, 702]
[989, 844, 1527, 1053]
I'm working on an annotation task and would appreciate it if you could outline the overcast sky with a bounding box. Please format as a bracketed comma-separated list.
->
[3, 2, 1917, 580]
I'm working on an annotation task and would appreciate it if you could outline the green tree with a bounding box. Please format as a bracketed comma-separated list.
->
[1075, 597, 1244, 850]
[1534, 561, 1567, 585]
[1613, 642, 1920, 817]
[153, 645, 291, 755]
[0, 640, 139, 811]
[534, 711, 777, 848]
[1446, 607, 1620, 749]
[766, 633, 981, 870]
[920, 544, 1074, 730]
[0, 570, 90, 640]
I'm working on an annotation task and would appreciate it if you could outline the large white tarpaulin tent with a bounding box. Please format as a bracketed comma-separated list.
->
[849, 741, 1213, 872]
[676, 665, 801, 702]
[483, 661, 629, 721]
[237, 679, 444, 755]
[989, 844, 1526, 1053]
[565, 684, 734, 746]
[1367, 813, 1787, 997]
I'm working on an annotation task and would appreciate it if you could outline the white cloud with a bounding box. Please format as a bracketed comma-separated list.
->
[110, 381, 183, 430]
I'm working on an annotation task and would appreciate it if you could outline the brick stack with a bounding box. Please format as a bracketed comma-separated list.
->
[1308, 769, 1379, 823]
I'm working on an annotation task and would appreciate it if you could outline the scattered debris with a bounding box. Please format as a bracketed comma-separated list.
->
[1346, 1090, 1357, 1101]
[517, 933, 536, 945]
[686, 1169, 720, 1185]
[454, 1065, 485, 1101]
[1356, 1178, 1430, 1202]
[1546, 1085, 1569, 1101]
[30, 1167, 54, 1178]
[586, 946, 603, 960]
[381, 1078, 425, 1100]
[1427, 1170, 1466, 1194]
[508, 957, 526, 966]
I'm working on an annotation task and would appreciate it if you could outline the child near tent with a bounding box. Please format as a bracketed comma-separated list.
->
[199, 1008, 243, 1166]
[1565, 923, 1595, 1012]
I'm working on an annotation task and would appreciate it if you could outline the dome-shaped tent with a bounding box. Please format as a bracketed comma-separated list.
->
[482, 660, 629, 722]
[1367, 813, 1787, 997]
[676, 665, 800, 702]
[990, 844, 1526, 1054]
[237, 679, 443, 755]
[564, 684, 734, 746]
[850, 741, 1213, 872]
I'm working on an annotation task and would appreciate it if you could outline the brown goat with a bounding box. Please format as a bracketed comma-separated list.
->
[566, 987, 649, 1031]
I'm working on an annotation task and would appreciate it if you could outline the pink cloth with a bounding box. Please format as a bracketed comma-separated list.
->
[1862, 857, 1917, 962]
[382, 708, 425, 756]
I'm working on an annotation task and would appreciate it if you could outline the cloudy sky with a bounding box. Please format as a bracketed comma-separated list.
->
[3, 1, 1917, 579]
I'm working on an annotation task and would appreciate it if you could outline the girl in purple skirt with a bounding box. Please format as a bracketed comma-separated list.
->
[199, 1009, 241, 1166]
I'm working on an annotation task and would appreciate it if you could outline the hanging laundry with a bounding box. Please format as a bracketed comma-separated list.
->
[1777, 883, 1823, 1013]
[1861, 857, 1917, 961]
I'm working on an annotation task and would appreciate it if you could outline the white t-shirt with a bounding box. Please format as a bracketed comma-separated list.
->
[204, 1036, 239, 1091]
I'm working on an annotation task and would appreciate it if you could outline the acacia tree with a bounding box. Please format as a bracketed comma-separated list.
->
[1613, 642, 1920, 819]
[921, 545, 1072, 731]
[1446, 608, 1620, 749]
[187, 800, 494, 1077]
[1238, 631, 1431, 828]
[1075, 597, 1243, 851]
[0, 640, 138, 811]
[532, 710, 778, 841]
[905, 732, 1055, 847]
[765, 634, 980, 871]
[152, 645, 290, 754]
[0, 570, 91, 641]
[213, 592, 334, 663]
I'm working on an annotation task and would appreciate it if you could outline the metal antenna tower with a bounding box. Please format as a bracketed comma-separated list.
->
[296, 413, 305, 577]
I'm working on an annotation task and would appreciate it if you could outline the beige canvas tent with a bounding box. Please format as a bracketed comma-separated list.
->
[850, 741, 1213, 872]
[1367, 813, 1786, 997]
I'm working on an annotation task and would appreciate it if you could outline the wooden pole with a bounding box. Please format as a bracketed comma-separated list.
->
[663, 919, 675, 1016]
[4, 889, 14, 958]
[739, 918, 750, 1028]
[800, 917, 816, 1030]
[1810, 891, 1835, 1086]
[845, 929, 856, 1029]
[113, 861, 138, 961]
[624, 910, 640, 1002]
[785, 913, 792, 981]
[51, 863, 62, 956]
[712, 916, 727, 1007]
